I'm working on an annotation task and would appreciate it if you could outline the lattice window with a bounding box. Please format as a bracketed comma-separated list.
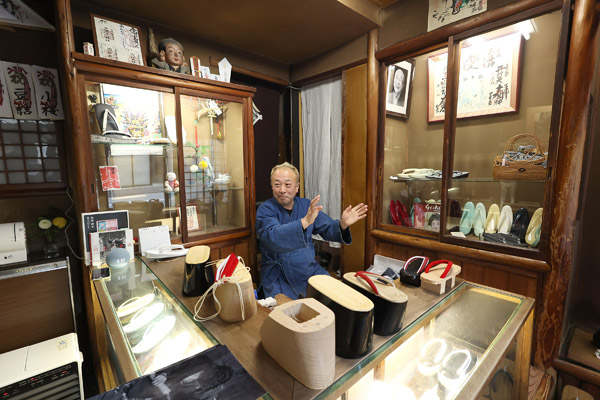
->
[0, 119, 65, 185]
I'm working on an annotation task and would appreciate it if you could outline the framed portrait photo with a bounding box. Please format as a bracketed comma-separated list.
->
[386, 59, 415, 118]
[91, 14, 145, 66]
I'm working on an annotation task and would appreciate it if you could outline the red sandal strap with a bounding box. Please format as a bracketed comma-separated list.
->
[354, 271, 384, 296]
[424, 260, 453, 278]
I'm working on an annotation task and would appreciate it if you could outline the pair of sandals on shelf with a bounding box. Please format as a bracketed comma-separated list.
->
[397, 168, 469, 180]
[400, 256, 461, 294]
[417, 338, 478, 394]
[389, 198, 431, 228]
[455, 202, 542, 247]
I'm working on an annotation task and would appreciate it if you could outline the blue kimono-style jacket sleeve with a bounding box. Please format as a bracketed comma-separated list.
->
[256, 197, 351, 299]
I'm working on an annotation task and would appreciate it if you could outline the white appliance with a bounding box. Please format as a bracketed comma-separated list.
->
[0, 222, 27, 266]
[0, 333, 84, 399]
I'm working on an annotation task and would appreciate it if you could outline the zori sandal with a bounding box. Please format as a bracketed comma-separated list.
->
[399, 255, 429, 287]
[498, 205, 513, 234]
[485, 204, 500, 233]
[526, 208, 543, 247]
[342, 271, 408, 336]
[473, 202, 487, 237]
[420, 260, 462, 295]
[438, 349, 477, 394]
[417, 338, 449, 376]
[459, 201, 475, 235]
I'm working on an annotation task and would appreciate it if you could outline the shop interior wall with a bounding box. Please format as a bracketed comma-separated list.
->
[381, 10, 560, 220]
[69, 2, 290, 83]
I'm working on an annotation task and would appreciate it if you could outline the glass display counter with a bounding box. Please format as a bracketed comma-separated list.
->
[95, 255, 534, 399]
[94, 257, 217, 383]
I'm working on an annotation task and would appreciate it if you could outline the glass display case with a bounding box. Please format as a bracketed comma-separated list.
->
[96, 260, 533, 400]
[179, 92, 246, 239]
[380, 8, 564, 255]
[81, 72, 252, 243]
[95, 257, 217, 382]
[85, 81, 181, 239]
[320, 283, 533, 400]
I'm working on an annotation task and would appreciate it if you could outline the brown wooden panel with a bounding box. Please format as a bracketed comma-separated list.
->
[507, 272, 537, 298]
[341, 64, 368, 274]
[482, 267, 510, 292]
[460, 261, 484, 285]
[0, 267, 74, 354]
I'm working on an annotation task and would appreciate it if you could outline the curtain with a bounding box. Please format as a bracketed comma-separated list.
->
[301, 77, 342, 240]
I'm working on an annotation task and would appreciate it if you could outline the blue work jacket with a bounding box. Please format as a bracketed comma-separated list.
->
[256, 197, 351, 299]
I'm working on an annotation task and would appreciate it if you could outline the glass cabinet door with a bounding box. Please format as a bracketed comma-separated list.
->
[445, 10, 562, 251]
[179, 93, 246, 239]
[382, 46, 448, 234]
[85, 81, 181, 240]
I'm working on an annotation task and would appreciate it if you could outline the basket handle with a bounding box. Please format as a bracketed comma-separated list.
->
[503, 133, 544, 154]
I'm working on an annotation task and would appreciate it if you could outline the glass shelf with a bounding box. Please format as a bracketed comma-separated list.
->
[391, 176, 546, 184]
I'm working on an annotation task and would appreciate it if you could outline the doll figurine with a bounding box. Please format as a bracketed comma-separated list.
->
[164, 172, 180, 192]
[151, 37, 190, 74]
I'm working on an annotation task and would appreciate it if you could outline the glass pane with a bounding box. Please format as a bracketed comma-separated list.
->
[4, 145, 22, 157]
[42, 145, 58, 158]
[382, 47, 448, 232]
[87, 81, 180, 241]
[447, 11, 561, 250]
[26, 158, 43, 170]
[8, 172, 26, 183]
[43, 158, 60, 170]
[19, 120, 37, 132]
[2, 132, 20, 144]
[27, 171, 44, 183]
[6, 159, 23, 170]
[22, 133, 40, 144]
[40, 133, 57, 144]
[0, 119, 18, 130]
[39, 121, 56, 132]
[45, 170, 61, 182]
[180, 94, 246, 238]
[0, 174, 5, 184]
[24, 146, 41, 158]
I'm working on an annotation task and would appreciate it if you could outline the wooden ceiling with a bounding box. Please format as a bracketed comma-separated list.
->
[76, 0, 398, 64]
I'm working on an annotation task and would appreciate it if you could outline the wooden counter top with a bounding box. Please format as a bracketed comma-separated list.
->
[143, 256, 466, 399]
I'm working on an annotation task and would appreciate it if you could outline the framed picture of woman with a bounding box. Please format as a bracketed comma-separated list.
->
[386, 59, 415, 118]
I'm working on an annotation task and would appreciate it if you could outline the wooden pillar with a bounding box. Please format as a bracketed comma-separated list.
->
[535, 0, 599, 368]
[365, 29, 379, 267]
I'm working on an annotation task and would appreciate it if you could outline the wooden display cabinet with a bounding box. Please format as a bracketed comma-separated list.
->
[56, 8, 257, 384]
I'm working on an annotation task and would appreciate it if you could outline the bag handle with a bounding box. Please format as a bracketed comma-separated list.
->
[502, 133, 547, 162]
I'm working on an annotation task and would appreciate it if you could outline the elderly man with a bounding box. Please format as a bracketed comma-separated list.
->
[256, 162, 368, 299]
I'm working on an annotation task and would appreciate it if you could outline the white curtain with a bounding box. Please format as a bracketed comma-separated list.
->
[301, 77, 342, 228]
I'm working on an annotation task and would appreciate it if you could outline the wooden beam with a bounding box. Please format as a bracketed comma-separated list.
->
[365, 29, 378, 267]
[371, 229, 551, 272]
[376, 0, 560, 62]
[209, 57, 288, 86]
[535, 0, 599, 368]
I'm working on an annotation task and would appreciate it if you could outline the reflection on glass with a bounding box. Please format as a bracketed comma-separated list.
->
[447, 11, 561, 250]
[87, 81, 180, 240]
[180, 95, 246, 237]
[101, 260, 215, 376]
[382, 47, 448, 231]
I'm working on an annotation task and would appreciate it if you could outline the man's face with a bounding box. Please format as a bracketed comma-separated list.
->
[271, 168, 299, 210]
[393, 68, 405, 92]
[164, 43, 184, 67]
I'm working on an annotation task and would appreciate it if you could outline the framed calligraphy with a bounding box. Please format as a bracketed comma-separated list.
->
[91, 14, 145, 66]
[428, 30, 523, 122]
